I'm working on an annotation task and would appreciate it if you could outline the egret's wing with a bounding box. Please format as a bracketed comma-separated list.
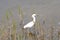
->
[24, 21, 34, 28]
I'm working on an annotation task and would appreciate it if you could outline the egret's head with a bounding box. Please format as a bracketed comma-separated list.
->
[32, 14, 36, 17]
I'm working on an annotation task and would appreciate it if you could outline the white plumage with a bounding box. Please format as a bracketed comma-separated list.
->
[24, 21, 34, 28]
[23, 14, 36, 29]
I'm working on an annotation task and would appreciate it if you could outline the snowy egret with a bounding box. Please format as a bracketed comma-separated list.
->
[23, 14, 36, 29]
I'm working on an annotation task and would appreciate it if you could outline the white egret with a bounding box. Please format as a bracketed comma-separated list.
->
[23, 14, 36, 29]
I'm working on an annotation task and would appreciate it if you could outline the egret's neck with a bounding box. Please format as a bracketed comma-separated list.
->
[33, 16, 36, 22]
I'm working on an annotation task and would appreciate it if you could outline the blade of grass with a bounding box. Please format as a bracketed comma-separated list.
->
[5, 10, 9, 20]
[11, 18, 17, 40]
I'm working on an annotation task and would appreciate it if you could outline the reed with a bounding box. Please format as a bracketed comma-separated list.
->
[0, 6, 57, 40]
[58, 31, 60, 40]
[11, 18, 17, 40]
[37, 20, 44, 40]
[0, 10, 14, 40]
[0, 10, 10, 40]
[18, 6, 24, 40]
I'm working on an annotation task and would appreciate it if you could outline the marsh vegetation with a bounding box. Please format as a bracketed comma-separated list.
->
[0, 6, 60, 40]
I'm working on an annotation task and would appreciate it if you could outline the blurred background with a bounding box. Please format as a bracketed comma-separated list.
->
[0, 0, 60, 40]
